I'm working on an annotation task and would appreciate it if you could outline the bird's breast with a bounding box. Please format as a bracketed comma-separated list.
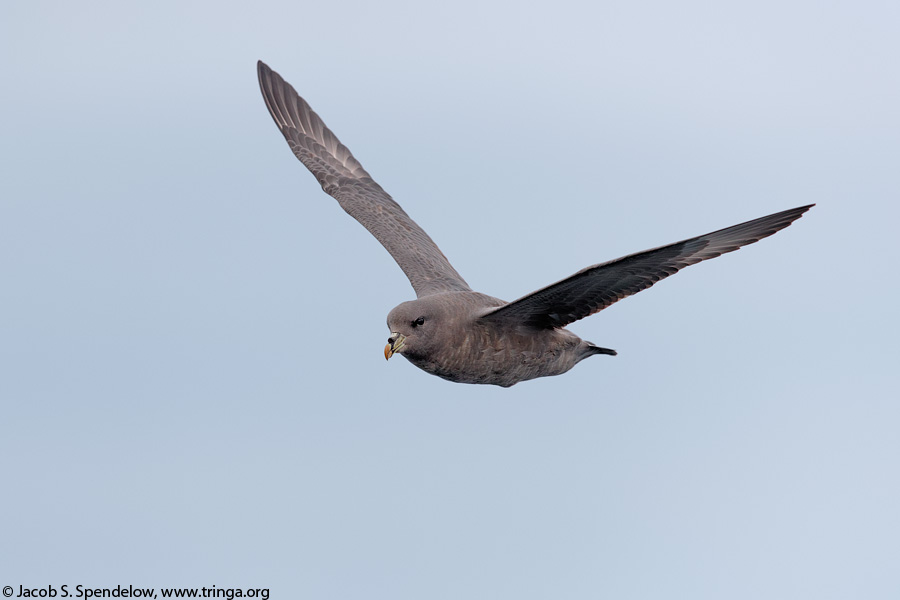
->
[405, 322, 584, 387]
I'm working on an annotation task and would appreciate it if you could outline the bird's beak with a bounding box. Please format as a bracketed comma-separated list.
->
[384, 332, 406, 360]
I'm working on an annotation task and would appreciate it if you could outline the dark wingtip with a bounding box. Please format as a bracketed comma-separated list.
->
[257, 60, 272, 85]
[775, 203, 815, 231]
[257, 61, 289, 131]
[791, 203, 815, 220]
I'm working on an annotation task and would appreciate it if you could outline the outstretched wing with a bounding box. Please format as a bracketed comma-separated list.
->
[480, 205, 813, 329]
[257, 61, 470, 297]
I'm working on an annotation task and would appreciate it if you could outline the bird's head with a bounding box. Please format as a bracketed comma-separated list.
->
[384, 297, 449, 361]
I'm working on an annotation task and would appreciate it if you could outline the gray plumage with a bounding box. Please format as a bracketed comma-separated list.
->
[258, 61, 812, 387]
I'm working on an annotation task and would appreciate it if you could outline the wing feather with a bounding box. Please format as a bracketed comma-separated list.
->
[258, 61, 470, 297]
[480, 205, 813, 328]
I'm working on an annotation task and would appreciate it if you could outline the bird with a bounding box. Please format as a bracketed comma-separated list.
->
[257, 60, 812, 387]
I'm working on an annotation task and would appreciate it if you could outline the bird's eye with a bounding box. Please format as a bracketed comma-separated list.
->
[412, 316, 425, 327]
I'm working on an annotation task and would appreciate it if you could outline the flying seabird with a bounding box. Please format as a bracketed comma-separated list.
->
[257, 61, 812, 387]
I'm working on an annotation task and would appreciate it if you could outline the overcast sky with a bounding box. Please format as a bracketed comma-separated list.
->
[2, 0, 898, 598]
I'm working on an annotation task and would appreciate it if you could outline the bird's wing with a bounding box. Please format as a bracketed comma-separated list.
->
[479, 205, 813, 329]
[258, 61, 470, 297]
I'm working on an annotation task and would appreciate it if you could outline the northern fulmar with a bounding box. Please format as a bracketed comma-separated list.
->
[257, 61, 812, 387]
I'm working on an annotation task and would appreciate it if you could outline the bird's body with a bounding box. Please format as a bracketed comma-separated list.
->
[385, 291, 606, 387]
[257, 61, 812, 387]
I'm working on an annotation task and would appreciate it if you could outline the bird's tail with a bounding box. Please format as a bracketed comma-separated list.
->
[586, 343, 617, 357]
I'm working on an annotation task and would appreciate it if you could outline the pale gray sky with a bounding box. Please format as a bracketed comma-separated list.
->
[2, 0, 898, 598]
